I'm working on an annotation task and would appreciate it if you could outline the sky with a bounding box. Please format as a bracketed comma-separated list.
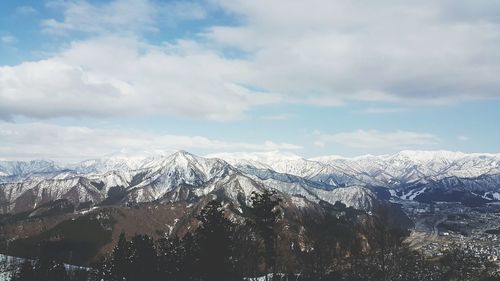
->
[0, 0, 499, 162]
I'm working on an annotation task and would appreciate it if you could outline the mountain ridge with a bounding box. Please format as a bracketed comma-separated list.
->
[0, 150, 499, 215]
[0, 151, 379, 214]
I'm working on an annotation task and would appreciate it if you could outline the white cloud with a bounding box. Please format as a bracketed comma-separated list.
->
[1, 36, 16, 44]
[0, 36, 279, 120]
[207, 0, 500, 104]
[315, 129, 441, 149]
[14, 5, 37, 16]
[3, 0, 500, 122]
[163, 2, 206, 22]
[0, 122, 301, 162]
[362, 107, 407, 114]
[43, 0, 157, 34]
[290, 96, 344, 107]
[42, 0, 206, 35]
[261, 114, 292, 121]
[458, 135, 470, 141]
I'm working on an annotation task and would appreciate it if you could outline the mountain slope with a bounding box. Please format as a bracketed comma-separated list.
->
[1, 150, 499, 214]
[0, 151, 382, 214]
[211, 150, 500, 204]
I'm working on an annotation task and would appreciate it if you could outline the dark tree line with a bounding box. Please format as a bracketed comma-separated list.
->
[90, 200, 238, 281]
[89, 191, 283, 281]
[9, 255, 88, 281]
[8, 190, 500, 281]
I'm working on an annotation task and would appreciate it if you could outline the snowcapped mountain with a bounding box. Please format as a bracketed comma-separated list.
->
[0, 151, 380, 214]
[132, 151, 380, 210]
[70, 156, 148, 174]
[0, 160, 64, 183]
[211, 150, 500, 184]
[0, 150, 498, 214]
[206, 151, 304, 171]
[207, 151, 362, 187]
[312, 150, 500, 185]
[209, 150, 500, 204]
[125, 150, 237, 202]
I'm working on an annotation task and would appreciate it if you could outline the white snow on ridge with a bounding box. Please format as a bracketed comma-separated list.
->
[210, 150, 500, 188]
[314, 186, 378, 211]
[1, 150, 499, 214]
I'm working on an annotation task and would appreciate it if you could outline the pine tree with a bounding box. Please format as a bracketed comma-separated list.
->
[89, 257, 113, 281]
[34, 256, 52, 281]
[11, 260, 35, 281]
[371, 206, 409, 281]
[128, 235, 157, 281]
[33, 256, 69, 281]
[110, 232, 129, 281]
[232, 223, 261, 279]
[49, 261, 70, 281]
[195, 200, 237, 281]
[157, 236, 185, 281]
[246, 190, 282, 281]
[181, 232, 200, 281]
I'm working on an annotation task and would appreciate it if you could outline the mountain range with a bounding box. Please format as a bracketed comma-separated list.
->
[1, 150, 499, 215]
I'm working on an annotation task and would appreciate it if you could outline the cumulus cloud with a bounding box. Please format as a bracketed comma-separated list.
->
[207, 0, 500, 104]
[315, 129, 441, 149]
[3, 0, 500, 121]
[0, 36, 279, 120]
[0, 122, 301, 162]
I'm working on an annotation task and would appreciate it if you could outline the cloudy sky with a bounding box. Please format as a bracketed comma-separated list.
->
[1, 0, 499, 161]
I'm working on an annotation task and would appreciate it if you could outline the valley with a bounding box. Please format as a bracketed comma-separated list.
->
[402, 200, 500, 262]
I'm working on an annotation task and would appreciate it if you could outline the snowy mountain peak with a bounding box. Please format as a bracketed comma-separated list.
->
[145, 151, 233, 184]
[161, 150, 228, 169]
[1, 150, 499, 214]
[0, 159, 62, 179]
[207, 150, 302, 163]
[169, 150, 200, 162]
[392, 150, 468, 162]
[172, 150, 191, 157]
[72, 155, 148, 173]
